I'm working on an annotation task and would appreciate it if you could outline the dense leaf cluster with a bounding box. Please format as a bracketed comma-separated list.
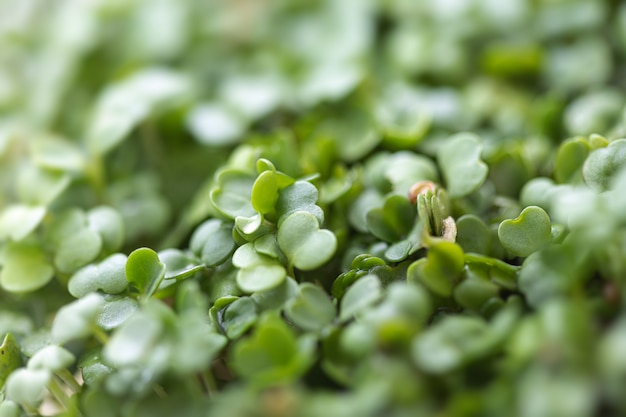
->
[2, 0, 626, 416]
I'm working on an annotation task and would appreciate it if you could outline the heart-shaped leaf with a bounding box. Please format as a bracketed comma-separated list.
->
[407, 241, 464, 297]
[285, 283, 336, 333]
[68, 253, 128, 297]
[0, 242, 54, 293]
[232, 243, 286, 292]
[498, 206, 552, 257]
[438, 133, 488, 198]
[0, 334, 22, 389]
[190, 219, 236, 267]
[0, 205, 46, 241]
[277, 211, 337, 271]
[276, 181, 324, 227]
[210, 169, 256, 219]
[366, 194, 415, 242]
[126, 247, 166, 298]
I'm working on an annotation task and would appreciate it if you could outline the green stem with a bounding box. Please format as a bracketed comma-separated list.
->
[200, 369, 217, 397]
[56, 368, 82, 393]
[91, 325, 110, 345]
[47, 375, 83, 417]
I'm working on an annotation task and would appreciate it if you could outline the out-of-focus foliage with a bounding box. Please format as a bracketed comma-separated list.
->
[2, 0, 626, 416]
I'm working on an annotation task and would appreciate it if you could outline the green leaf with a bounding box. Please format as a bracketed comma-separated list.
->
[231, 313, 314, 387]
[27, 345, 74, 372]
[251, 170, 279, 215]
[51, 293, 105, 345]
[0, 400, 20, 417]
[187, 102, 246, 146]
[412, 316, 499, 374]
[210, 169, 256, 219]
[54, 227, 103, 274]
[68, 253, 129, 297]
[438, 133, 488, 198]
[97, 297, 139, 331]
[102, 307, 164, 367]
[277, 211, 337, 271]
[582, 138, 626, 191]
[87, 206, 125, 253]
[32, 137, 86, 172]
[158, 249, 204, 281]
[365, 194, 414, 242]
[340, 274, 383, 322]
[232, 243, 286, 293]
[0, 205, 46, 241]
[407, 241, 464, 297]
[0, 242, 54, 293]
[554, 138, 591, 183]
[189, 219, 236, 267]
[222, 297, 258, 339]
[17, 164, 70, 206]
[5, 368, 51, 410]
[126, 247, 166, 298]
[456, 214, 491, 254]
[385, 152, 439, 194]
[0, 334, 22, 389]
[87, 69, 190, 155]
[171, 312, 228, 374]
[276, 181, 324, 226]
[498, 206, 552, 257]
[285, 283, 336, 333]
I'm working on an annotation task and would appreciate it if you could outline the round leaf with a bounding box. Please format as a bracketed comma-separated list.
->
[251, 170, 279, 215]
[126, 247, 166, 298]
[54, 228, 103, 274]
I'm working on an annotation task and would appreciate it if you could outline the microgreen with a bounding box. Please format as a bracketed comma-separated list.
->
[2, 1, 626, 416]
